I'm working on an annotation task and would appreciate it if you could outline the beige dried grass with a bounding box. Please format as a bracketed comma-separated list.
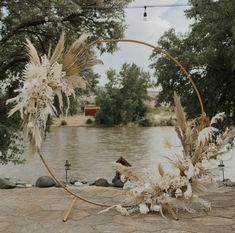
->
[174, 92, 187, 134]
[25, 39, 40, 65]
[50, 33, 65, 65]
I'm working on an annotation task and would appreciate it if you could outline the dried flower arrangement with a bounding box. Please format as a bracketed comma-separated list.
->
[100, 93, 235, 219]
[7, 33, 101, 153]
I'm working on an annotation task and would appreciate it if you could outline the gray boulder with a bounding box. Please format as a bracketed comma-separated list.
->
[217, 178, 235, 187]
[69, 178, 78, 185]
[0, 178, 16, 189]
[35, 176, 56, 188]
[90, 178, 109, 187]
[112, 177, 124, 188]
[224, 178, 235, 187]
[54, 180, 66, 188]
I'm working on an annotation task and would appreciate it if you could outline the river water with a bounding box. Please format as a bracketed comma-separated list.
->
[0, 127, 234, 183]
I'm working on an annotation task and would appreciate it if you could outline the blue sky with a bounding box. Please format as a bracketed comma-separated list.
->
[94, 0, 191, 86]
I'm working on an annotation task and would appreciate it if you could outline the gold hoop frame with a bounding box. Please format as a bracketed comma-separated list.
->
[38, 38, 206, 220]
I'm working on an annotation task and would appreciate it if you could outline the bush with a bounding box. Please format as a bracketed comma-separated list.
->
[138, 114, 154, 127]
[86, 118, 93, 124]
[60, 120, 67, 126]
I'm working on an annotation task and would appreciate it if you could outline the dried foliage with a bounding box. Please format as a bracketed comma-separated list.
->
[7, 33, 100, 153]
[101, 94, 235, 219]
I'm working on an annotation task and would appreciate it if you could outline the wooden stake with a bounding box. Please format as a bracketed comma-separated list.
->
[163, 203, 178, 220]
[63, 197, 77, 222]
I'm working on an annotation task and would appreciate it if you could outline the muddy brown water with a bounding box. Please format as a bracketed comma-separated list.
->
[0, 127, 234, 183]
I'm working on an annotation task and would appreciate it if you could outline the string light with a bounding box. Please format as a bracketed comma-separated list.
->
[143, 6, 147, 19]
[127, 3, 189, 20]
[82, 4, 189, 10]
[127, 4, 188, 9]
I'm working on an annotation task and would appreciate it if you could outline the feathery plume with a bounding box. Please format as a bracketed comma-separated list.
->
[25, 39, 40, 65]
[50, 33, 65, 65]
[174, 92, 187, 134]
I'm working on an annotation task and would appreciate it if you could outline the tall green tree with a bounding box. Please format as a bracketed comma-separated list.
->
[0, 0, 132, 164]
[95, 63, 151, 126]
[0, 0, 132, 82]
[150, 0, 235, 125]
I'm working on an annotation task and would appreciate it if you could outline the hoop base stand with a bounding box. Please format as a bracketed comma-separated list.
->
[63, 197, 77, 222]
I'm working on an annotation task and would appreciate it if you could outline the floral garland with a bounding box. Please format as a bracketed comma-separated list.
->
[7, 33, 101, 153]
[100, 94, 235, 219]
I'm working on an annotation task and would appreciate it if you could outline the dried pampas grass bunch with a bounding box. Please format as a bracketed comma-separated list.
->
[101, 93, 234, 219]
[7, 33, 101, 153]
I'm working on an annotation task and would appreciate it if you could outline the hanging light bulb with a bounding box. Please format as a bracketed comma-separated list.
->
[143, 6, 147, 20]
[195, 1, 200, 21]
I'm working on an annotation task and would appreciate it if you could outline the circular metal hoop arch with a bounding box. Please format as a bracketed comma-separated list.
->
[39, 38, 206, 208]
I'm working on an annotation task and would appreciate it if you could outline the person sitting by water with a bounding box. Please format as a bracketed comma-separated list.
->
[112, 156, 131, 188]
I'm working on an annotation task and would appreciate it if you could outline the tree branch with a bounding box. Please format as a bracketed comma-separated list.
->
[0, 18, 46, 46]
[0, 58, 27, 77]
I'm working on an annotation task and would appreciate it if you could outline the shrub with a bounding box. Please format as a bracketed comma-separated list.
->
[60, 120, 67, 126]
[86, 118, 93, 124]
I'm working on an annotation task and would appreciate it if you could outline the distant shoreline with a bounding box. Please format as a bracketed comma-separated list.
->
[51, 113, 176, 127]
[51, 115, 95, 127]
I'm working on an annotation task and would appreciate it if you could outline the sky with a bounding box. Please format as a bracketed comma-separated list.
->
[93, 0, 191, 86]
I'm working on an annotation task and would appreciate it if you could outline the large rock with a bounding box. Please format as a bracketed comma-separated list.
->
[217, 178, 235, 187]
[54, 180, 66, 188]
[35, 176, 56, 188]
[0, 178, 16, 189]
[224, 178, 235, 187]
[90, 178, 109, 187]
[69, 178, 78, 185]
[112, 177, 124, 188]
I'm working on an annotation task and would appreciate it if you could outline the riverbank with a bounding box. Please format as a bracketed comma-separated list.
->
[52, 115, 95, 127]
[51, 113, 176, 127]
[0, 186, 235, 233]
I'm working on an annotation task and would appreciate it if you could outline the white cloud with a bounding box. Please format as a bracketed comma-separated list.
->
[94, 0, 190, 86]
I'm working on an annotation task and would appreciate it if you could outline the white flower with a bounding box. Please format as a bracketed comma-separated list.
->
[184, 183, 192, 199]
[185, 160, 195, 179]
[180, 176, 189, 186]
[120, 174, 126, 182]
[27, 122, 34, 128]
[139, 203, 149, 214]
[131, 187, 143, 196]
[170, 176, 181, 188]
[175, 188, 183, 198]
[198, 127, 218, 144]
[151, 204, 161, 212]
[123, 180, 135, 189]
[144, 194, 153, 204]
[210, 112, 225, 126]
[115, 205, 129, 216]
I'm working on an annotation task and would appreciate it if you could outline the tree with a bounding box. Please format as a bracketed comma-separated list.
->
[0, 0, 132, 164]
[150, 0, 235, 125]
[95, 63, 151, 126]
[0, 94, 24, 164]
[0, 0, 132, 82]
